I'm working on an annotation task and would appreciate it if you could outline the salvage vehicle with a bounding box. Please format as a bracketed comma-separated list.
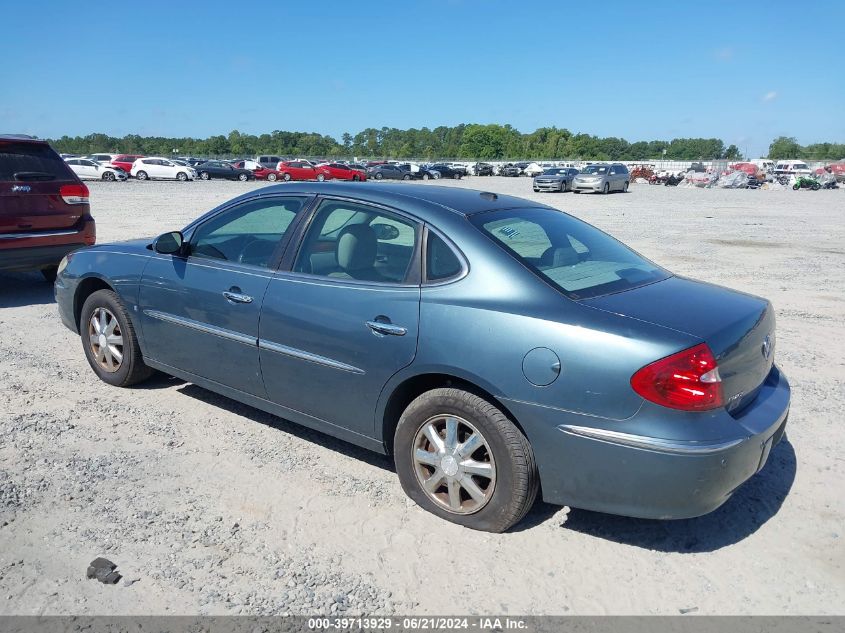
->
[429, 163, 464, 180]
[572, 163, 629, 194]
[533, 167, 580, 192]
[195, 161, 256, 182]
[1, 134, 95, 281]
[230, 160, 283, 181]
[318, 163, 367, 181]
[472, 162, 494, 176]
[792, 175, 821, 190]
[499, 164, 521, 177]
[111, 155, 144, 174]
[131, 157, 196, 181]
[367, 163, 413, 180]
[65, 158, 127, 182]
[276, 160, 327, 181]
[55, 183, 790, 533]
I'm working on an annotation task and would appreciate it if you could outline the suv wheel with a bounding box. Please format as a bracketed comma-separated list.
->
[603, 182, 610, 194]
[394, 388, 539, 533]
[80, 290, 154, 387]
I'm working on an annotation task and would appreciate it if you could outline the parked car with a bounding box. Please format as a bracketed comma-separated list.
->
[55, 183, 790, 532]
[195, 161, 255, 181]
[367, 163, 414, 180]
[65, 158, 128, 181]
[230, 160, 282, 181]
[1, 135, 96, 281]
[131, 157, 196, 181]
[256, 155, 285, 170]
[773, 161, 812, 177]
[533, 167, 580, 193]
[111, 155, 143, 174]
[318, 162, 367, 181]
[472, 162, 494, 176]
[429, 163, 464, 179]
[499, 163, 521, 177]
[276, 160, 328, 181]
[85, 153, 118, 165]
[572, 163, 630, 194]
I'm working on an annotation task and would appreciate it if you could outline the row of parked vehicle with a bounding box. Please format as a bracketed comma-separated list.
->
[531, 164, 631, 194]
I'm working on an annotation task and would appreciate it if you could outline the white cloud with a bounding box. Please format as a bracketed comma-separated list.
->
[762, 91, 778, 102]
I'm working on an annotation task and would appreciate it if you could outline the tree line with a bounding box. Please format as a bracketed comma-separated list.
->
[45, 126, 843, 161]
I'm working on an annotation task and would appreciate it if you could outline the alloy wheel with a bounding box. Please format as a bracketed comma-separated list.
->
[87, 307, 124, 373]
[412, 415, 496, 515]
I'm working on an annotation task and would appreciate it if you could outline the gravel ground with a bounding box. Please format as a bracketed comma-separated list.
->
[0, 177, 843, 615]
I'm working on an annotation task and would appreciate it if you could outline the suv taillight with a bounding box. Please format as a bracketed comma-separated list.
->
[60, 183, 89, 205]
[630, 343, 723, 411]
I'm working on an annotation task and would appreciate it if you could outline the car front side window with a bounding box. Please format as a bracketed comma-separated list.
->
[190, 197, 308, 268]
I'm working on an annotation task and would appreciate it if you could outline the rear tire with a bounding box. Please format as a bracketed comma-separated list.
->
[176, 172, 188, 181]
[200, 172, 210, 180]
[375, 172, 383, 180]
[317, 173, 325, 181]
[238, 173, 248, 181]
[422, 173, 430, 181]
[136, 171, 148, 181]
[283, 173, 292, 181]
[102, 171, 115, 181]
[403, 174, 411, 180]
[394, 388, 539, 533]
[267, 173, 278, 181]
[453, 173, 461, 180]
[352, 174, 360, 181]
[80, 290, 154, 388]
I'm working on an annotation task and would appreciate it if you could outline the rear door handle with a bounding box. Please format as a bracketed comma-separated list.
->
[223, 289, 253, 304]
[366, 320, 407, 337]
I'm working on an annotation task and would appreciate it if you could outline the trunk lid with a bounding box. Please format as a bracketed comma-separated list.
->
[583, 276, 776, 413]
[0, 140, 83, 233]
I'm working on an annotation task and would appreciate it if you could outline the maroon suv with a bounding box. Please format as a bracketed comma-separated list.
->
[0, 135, 96, 281]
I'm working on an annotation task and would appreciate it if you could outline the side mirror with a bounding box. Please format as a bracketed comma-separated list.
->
[153, 231, 184, 255]
[372, 223, 400, 241]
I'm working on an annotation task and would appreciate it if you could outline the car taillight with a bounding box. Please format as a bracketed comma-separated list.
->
[630, 343, 723, 411]
[60, 183, 89, 205]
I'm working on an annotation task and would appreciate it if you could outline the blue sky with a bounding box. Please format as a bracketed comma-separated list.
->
[2, 1, 843, 157]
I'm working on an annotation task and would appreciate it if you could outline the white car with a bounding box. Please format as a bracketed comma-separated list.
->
[131, 157, 196, 181]
[85, 153, 119, 165]
[65, 158, 127, 181]
[524, 162, 552, 177]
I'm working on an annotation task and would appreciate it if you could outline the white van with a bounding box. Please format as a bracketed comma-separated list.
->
[773, 160, 811, 176]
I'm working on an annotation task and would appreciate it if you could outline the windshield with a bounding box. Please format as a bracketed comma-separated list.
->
[581, 165, 609, 175]
[471, 208, 670, 299]
[542, 168, 566, 175]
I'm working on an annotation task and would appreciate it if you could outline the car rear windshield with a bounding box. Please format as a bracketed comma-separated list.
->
[0, 141, 75, 182]
[471, 208, 670, 299]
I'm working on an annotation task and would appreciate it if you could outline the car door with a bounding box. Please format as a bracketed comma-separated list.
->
[258, 197, 421, 438]
[138, 195, 312, 396]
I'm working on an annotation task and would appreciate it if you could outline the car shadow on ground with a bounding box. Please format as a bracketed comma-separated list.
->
[523, 438, 796, 552]
[176, 383, 396, 473]
[0, 272, 56, 308]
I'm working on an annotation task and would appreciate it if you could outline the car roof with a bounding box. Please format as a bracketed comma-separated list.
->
[251, 182, 540, 220]
[0, 134, 47, 144]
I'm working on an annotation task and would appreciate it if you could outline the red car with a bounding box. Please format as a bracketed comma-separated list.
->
[276, 160, 329, 181]
[1, 135, 96, 281]
[318, 162, 367, 181]
[111, 154, 143, 174]
[230, 160, 282, 181]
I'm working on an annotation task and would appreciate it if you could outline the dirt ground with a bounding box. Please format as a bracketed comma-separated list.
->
[1, 177, 843, 615]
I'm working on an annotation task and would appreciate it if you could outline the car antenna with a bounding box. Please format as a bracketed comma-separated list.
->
[479, 192, 497, 201]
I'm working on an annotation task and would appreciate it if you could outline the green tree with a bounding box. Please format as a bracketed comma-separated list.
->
[768, 136, 803, 159]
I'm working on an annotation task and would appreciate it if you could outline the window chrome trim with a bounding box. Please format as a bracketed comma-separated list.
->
[0, 229, 79, 240]
[258, 339, 365, 375]
[143, 310, 256, 346]
[558, 424, 746, 455]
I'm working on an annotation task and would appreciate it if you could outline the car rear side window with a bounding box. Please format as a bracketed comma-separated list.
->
[294, 200, 419, 283]
[426, 232, 463, 282]
[0, 141, 75, 182]
[471, 208, 670, 300]
[190, 197, 308, 268]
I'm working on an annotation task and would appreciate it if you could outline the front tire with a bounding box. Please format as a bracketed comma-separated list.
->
[403, 174, 411, 180]
[422, 173, 430, 181]
[267, 173, 278, 181]
[199, 172, 210, 180]
[238, 173, 248, 182]
[375, 172, 383, 180]
[102, 171, 115, 181]
[80, 290, 153, 387]
[622, 181, 629, 193]
[176, 171, 188, 181]
[394, 388, 539, 533]
[283, 173, 292, 181]
[603, 182, 610, 194]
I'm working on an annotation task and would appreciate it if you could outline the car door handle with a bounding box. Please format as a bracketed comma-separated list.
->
[366, 320, 407, 337]
[223, 289, 253, 304]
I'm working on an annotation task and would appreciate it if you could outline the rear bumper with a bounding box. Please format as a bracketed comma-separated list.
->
[0, 242, 87, 272]
[503, 366, 791, 519]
